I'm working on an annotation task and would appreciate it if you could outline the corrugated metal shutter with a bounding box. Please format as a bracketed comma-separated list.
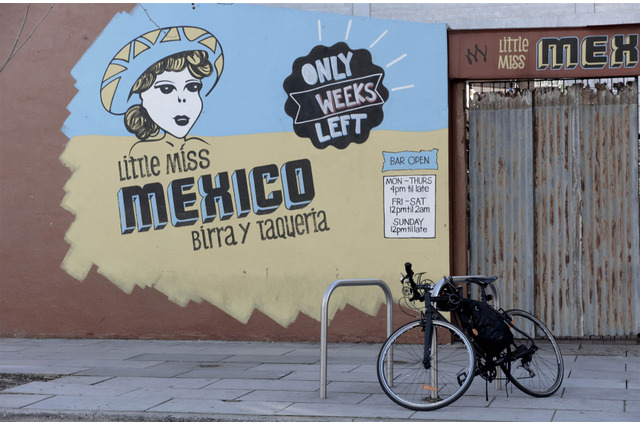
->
[533, 86, 583, 337]
[570, 84, 639, 336]
[469, 82, 639, 337]
[468, 90, 535, 314]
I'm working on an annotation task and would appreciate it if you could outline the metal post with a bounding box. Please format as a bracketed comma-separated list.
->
[489, 282, 503, 390]
[320, 279, 394, 399]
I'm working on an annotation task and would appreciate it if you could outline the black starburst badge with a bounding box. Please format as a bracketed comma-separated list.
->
[284, 42, 389, 149]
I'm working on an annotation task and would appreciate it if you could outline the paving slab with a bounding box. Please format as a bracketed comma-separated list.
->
[246, 363, 358, 373]
[489, 396, 624, 412]
[410, 406, 555, 422]
[0, 337, 637, 422]
[42, 376, 108, 385]
[566, 359, 627, 372]
[126, 353, 231, 362]
[121, 387, 252, 401]
[0, 366, 83, 375]
[25, 395, 171, 412]
[625, 401, 640, 413]
[51, 359, 165, 369]
[177, 367, 288, 380]
[628, 381, 640, 389]
[90, 376, 216, 390]
[238, 389, 369, 404]
[148, 398, 292, 416]
[1, 381, 132, 397]
[284, 371, 378, 382]
[204, 378, 318, 392]
[0, 358, 63, 367]
[627, 363, 640, 372]
[196, 343, 301, 356]
[0, 394, 52, 409]
[566, 367, 629, 379]
[552, 410, 640, 422]
[561, 377, 627, 389]
[325, 380, 384, 394]
[362, 393, 494, 408]
[220, 354, 319, 364]
[72, 365, 195, 378]
[561, 386, 640, 401]
[277, 401, 414, 419]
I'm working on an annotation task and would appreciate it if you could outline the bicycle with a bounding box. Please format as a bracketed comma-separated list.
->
[376, 262, 564, 411]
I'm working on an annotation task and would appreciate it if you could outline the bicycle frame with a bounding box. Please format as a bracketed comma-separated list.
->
[405, 265, 538, 384]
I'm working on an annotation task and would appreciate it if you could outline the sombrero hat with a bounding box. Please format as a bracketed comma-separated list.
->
[100, 26, 224, 115]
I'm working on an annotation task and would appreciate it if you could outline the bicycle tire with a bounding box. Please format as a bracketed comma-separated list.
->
[377, 319, 476, 411]
[501, 309, 564, 397]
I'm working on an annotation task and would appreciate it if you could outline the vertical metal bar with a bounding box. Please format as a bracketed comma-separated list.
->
[320, 279, 394, 399]
[386, 289, 394, 387]
[320, 289, 330, 399]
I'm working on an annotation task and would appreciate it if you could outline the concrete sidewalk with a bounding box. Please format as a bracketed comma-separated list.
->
[0, 337, 638, 422]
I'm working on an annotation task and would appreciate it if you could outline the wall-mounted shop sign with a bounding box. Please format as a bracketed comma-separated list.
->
[60, 3, 449, 327]
[449, 24, 639, 79]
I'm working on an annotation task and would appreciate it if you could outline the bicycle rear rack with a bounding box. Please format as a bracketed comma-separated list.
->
[320, 279, 394, 399]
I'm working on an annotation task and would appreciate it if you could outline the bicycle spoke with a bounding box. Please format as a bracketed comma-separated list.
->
[503, 310, 564, 397]
[377, 320, 475, 411]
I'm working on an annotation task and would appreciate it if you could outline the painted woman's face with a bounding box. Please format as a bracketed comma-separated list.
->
[140, 68, 204, 139]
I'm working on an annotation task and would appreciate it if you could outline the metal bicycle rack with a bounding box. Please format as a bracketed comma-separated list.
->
[320, 279, 394, 399]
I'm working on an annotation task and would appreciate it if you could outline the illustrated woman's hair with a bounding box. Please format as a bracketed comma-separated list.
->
[124, 105, 158, 141]
[124, 50, 213, 140]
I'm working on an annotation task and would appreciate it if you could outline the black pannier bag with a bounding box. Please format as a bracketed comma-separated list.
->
[456, 299, 514, 356]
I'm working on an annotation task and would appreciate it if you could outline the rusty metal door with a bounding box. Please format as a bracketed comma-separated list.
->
[468, 90, 536, 315]
[468, 82, 639, 338]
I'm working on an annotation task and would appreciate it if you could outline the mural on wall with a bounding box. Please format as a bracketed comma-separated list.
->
[60, 3, 449, 327]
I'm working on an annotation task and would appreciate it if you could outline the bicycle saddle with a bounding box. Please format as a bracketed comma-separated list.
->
[467, 276, 498, 286]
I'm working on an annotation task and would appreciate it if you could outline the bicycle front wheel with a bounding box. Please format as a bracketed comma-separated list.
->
[502, 309, 564, 397]
[377, 319, 475, 411]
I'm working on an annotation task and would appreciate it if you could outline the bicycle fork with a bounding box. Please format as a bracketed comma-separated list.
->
[421, 313, 439, 399]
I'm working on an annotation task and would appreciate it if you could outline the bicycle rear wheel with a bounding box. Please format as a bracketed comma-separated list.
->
[377, 319, 475, 411]
[502, 309, 564, 397]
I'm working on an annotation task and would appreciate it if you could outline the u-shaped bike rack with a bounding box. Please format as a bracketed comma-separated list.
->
[320, 279, 394, 399]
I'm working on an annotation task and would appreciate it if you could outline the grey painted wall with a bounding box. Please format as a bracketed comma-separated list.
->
[265, 3, 640, 29]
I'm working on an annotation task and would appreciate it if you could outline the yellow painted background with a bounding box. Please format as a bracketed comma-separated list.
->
[61, 129, 449, 327]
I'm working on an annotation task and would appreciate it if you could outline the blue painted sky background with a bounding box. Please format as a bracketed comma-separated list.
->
[63, 3, 448, 138]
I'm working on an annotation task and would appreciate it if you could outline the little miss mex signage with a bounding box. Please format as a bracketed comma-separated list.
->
[60, 3, 448, 326]
[449, 24, 639, 79]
